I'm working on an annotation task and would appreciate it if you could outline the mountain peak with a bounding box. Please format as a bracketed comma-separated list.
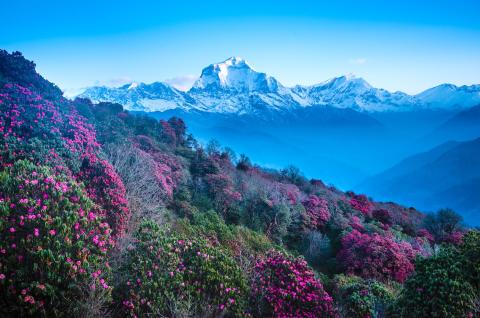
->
[321, 74, 372, 90]
[221, 56, 250, 67]
[191, 57, 279, 93]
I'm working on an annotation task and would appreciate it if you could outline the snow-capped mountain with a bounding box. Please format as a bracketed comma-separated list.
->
[79, 82, 197, 112]
[291, 75, 420, 112]
[188, 57, 302, 114]
[191, 57, 280, 93]
[77, 57, 480, 114]
[416, 83, 480, 109]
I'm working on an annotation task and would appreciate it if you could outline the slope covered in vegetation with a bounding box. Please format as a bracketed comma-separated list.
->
[0, 50, 479, 317]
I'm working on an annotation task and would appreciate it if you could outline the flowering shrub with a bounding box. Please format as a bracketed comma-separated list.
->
[115, 220, 248, 317]
[349, 194, 372, 217]
[0, 83, 129, 236]
[252, 250, 337, 317]
[0, 160, 113, 316]
[337, 230, 417, 283]
[77, 158, 129, 235]
[301, 195, 331, 230]
[416, 228, 434, 244]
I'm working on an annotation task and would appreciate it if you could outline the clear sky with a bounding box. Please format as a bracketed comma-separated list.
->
[1, 0, 479, 95]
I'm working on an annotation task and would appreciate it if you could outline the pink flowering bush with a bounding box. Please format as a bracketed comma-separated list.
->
[349, 194, 372, 217]
[77, 158, 129, 235]
[252, 250, 337, 317]
[302, 195, 331, 230]
[115, 220, 247, 317]
[0, 83, 129, 236]
[0, 160, 113, 316]
[417, 228, 434, 245]
[337, 230, 417, 283]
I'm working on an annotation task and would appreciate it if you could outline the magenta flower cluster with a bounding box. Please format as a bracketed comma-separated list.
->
[253, 250, 337, 317]
[337, 230, 417, 283]
[302, 195, 331, 230]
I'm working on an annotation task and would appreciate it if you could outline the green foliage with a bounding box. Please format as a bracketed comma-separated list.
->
[176, 211, 276, 263]
[114, 220, 248, 317]
[0, 160, 113, 317]
[390, 248, 476, 318]
[333, 274, 396, 318]
[459, 230, 480, 290]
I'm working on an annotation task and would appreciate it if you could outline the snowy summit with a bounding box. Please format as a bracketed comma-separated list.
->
[78, 57, 480, 114]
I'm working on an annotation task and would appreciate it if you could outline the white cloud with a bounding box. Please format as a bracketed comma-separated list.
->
[62, 76, 133, 98]
[348, 58, 367, 65]
[164, 75, 198, 91]
[93, 76, 133, 87]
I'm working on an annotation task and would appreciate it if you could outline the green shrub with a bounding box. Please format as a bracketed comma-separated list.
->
[333, 274, 395, 318]
[114, 220, 248, 317]
[390, 248, 476, 318]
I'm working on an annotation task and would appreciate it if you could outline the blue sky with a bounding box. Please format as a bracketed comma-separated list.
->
[1, 0, 479, 95]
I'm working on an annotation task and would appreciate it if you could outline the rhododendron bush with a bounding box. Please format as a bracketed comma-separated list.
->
[337, 230, 417, 283]
[0, 160, 113, 316]
[114, 221, 248, 317]
[0, 83, 129, 235]
[302, 194, 331, 230]
[349, 193, 372, 217]
[252, 250, 337, 317]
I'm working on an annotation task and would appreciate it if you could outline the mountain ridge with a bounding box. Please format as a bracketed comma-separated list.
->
[77, 56, 480, 114]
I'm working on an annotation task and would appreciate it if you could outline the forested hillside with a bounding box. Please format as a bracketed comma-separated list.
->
[1, 50, 479, 317]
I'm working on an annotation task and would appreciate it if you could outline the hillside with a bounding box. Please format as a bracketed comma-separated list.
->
[359, 138, 480, 225]
[426, 104, 480, 143]
[1, 49, 479, 318]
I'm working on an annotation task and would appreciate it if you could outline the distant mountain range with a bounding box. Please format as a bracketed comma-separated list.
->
[77, 57, 480, 114]
[359, 138, 480, 225]
[76, 56, 480, 223]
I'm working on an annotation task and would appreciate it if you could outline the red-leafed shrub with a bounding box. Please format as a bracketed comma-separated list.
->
[337, 230, 417, 283]
[252, 250, 337, 317]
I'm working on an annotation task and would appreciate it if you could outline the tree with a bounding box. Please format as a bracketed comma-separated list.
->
[423, 209, 464, 244]
[236, 154, 251, 171]
[390, 248, 476, 318]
